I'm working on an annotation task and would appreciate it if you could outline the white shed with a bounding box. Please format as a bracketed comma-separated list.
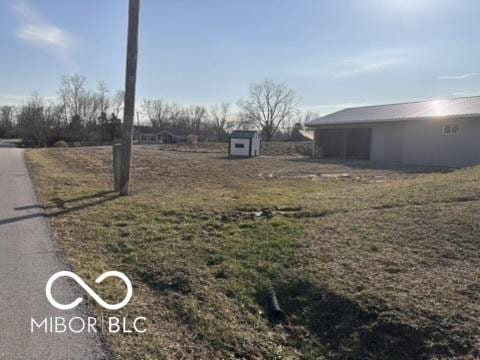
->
[229, 130, 261, 157]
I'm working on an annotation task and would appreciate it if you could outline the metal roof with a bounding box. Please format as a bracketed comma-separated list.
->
[306, 96, 480, 126]
[230, 130, 257, 139]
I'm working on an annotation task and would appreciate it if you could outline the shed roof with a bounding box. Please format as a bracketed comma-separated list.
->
[230, 130, 257, 139]
[306, 96, 480, 126]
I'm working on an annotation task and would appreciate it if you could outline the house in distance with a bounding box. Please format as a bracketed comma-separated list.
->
[306, 96, 480, 168]
[133, 126, 188, 144]
[229, 130, 261, 157]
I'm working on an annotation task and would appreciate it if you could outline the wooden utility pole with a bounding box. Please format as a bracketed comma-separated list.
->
[118, 0, 141, 195]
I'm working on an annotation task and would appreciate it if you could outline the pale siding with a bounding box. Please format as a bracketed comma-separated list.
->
[370, 125, 385, 162]
[251, 135, 261, 156]
[402, 118, 480, 167]
[370, 122, 405, 162]
[230, 138, 251, 156]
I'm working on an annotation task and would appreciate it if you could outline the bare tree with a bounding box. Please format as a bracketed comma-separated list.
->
[142, 99, 170, 128]
[10, 74, 127, 146]
[238, 79, 298, 141]
[56, 74, 126, 142]
[235, 112, 254, 130]
[0, 106, 15, 138]
[97, 82, 111, 113]
[17, 94, 57, 146]
[183, 105, 207, 132]
[209, 103, 233, 141]
[111, 90, 125, 118]
[282, 110, 318, 138]
[141, 99, 188, 129]
[303, 111, 319, 123]
[285, 110, 319, 141]
[58, 74, 87, 121]
[168, 102, 182, 127]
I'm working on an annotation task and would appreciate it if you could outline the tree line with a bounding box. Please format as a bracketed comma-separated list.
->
[0, 75, 318, 146]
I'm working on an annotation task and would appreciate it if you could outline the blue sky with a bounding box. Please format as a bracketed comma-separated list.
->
[1, 0, 480, 114]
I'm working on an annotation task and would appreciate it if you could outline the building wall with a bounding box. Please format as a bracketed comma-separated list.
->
[139, 134, 157, 144]
[251, 135, 261, 156]
[312, 117, 480, 167]
[401, 118, 480, 167]
[370, 122, 405, 162]
[371, 118, 480, 167]
[230, 138, 251, 156]
[138, 132, 183, 144]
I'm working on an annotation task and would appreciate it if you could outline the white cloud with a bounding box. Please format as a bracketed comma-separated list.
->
[438, 73, 480, 80]
[334, 49, 408, 78]
[18, 24, 69, 49]
[11, 1, 75, 68]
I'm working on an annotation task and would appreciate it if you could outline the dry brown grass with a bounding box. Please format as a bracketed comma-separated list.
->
[26, 145, 480, 359]
[148, 141, 312, 157]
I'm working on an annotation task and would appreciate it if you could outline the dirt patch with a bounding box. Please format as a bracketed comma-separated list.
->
[149, 141, 312, 157]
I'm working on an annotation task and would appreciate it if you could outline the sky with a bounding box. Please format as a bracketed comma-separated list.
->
[1, 0, 480, 115]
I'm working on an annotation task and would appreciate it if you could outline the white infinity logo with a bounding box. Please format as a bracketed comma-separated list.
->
[46, 271, 133, 310]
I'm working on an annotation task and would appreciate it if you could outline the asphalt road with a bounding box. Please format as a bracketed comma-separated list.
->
[0, 148, 109, 359]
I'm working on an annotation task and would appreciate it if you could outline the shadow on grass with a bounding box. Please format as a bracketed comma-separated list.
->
[219, 155, 255, 161]
[267, 279, 471, 359]
[47, 191, 117, 209]
[47, 192, 120, 216]
[1, 191, 119, 226]
[287, 157, 452, 174]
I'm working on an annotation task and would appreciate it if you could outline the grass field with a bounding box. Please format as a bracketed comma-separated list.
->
[26, 145, 480, 359]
